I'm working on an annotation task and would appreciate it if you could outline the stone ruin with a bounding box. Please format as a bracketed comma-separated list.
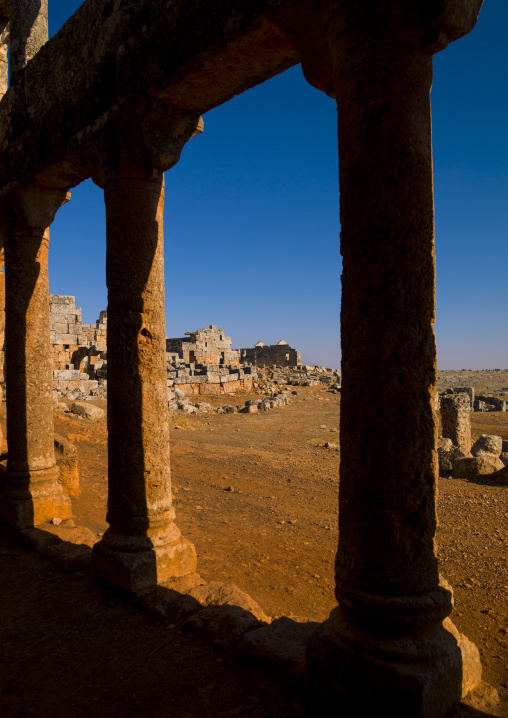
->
[438, 392, 508, 482]
[48, 294, 335, 400]
[439, 384, 508, 413]
[50, 294, 107, 394]
[0, 1, 488, 715]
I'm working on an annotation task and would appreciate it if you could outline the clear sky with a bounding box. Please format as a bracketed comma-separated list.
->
[46, 1, 507, 371]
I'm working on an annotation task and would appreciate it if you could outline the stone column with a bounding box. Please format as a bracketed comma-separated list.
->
[0, 186, 72, 528]
[89, 101, 203, 592]
[298, 3, 483, 716]
[441, 394, 472, 450]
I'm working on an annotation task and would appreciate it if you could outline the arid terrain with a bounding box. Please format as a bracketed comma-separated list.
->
[1, 370, 507, 716]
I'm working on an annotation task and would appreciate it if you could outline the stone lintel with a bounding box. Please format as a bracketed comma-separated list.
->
[0, 1, 298, 192]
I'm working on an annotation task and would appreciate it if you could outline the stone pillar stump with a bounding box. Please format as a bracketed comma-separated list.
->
[0, 187, 72, 528]
[441, 394, 472, 451]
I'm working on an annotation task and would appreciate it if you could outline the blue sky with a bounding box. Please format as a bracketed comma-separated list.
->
[47, 1, 507, 370]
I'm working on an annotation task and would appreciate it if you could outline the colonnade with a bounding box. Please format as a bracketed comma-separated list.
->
[0, 0, 484, 715]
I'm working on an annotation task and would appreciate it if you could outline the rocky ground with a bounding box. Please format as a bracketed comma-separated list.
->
[0, 370, 507, 716]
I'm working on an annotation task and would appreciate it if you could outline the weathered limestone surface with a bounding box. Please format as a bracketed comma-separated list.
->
[441, 393, 472, 451]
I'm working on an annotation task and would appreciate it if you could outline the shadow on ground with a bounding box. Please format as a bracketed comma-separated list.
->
[1, 526, 505, 718]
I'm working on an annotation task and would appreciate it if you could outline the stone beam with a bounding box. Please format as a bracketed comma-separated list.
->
[0, 0, 298, 192]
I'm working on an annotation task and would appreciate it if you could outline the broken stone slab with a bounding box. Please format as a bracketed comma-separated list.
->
[54, 434, 79, 496]
[140, 574, 206, 622]
[195, 402, 212, 411]
[187, 581, 270, 624]
[53, 369, 81, 380]
[439, 445, 472, 474]
[452, 456, 504, 480]
[471, 434, 502, 457]
[19, 523, 97, 572]
[42, 541, 93, 573]
[184, 604, 266, 650]
[70, 401, 105, 421]
[237, 616, 320, 679]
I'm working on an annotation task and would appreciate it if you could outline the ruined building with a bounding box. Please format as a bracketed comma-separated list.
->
[50, 295, 107, 393]
[239, 339, 301, 368]
[167, 325, 301, 368]
[0, 1, 486, 716]
[167, 325, 238, 365]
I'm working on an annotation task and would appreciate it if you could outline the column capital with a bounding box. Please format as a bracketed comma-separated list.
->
[1, 184, 70, 236]
[273, 0, 484, 93]
[87, 97, 203, 188]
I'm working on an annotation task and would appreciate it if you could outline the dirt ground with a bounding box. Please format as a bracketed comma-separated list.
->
[1, 372, 507, 716]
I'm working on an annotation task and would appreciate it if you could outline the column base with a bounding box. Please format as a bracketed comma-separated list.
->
[306, 608, 481, 718]
[89, 536, 198, 593]
[0, 467, 72, 529]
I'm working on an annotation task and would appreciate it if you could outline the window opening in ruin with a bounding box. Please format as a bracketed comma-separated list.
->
[189, 351, 196, 363]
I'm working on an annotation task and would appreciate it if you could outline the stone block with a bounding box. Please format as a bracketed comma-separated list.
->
[222, 373, 239, 383]
[452, 456, 504, 479]
[70, 401, 105, 421]
[240, 404, 258, 413]
[471, 434, 502, 457]
[90, 537, 197, 593]
[222, 380, 241, 392]
[54, 434, 79, 496]
[53, 369, 81, 380]
[53, 332, 78, 345]
[238, 616, 318, 678]
[207, 373, 222, 384]
[78, 380, 99, 392]
[441, 393, 471, 450]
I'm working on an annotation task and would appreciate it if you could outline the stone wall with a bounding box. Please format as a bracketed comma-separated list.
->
[49, 295, 107, 393]
[167, 364, 256, 397]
